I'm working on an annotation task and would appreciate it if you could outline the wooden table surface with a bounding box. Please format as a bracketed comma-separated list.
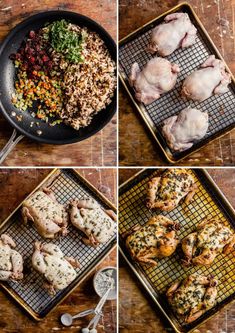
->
[0, 0, 117, 167]
[119, 168, 235, 333]
[119, 0, 235, 166]
[0, 168, 117, 333]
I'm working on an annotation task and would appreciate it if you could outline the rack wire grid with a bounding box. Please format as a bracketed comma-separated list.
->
[119, 169, 235, 331]
[119, 6, 235, 162]
[0, 169, 116, 318]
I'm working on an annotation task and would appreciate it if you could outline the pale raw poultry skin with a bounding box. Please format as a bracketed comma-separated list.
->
[167, 274, 218, 323]
[125, 215, 179, 266]
[148, 13, 197, 56]
[182, 55, 231, 102]
[22, 188, 68, 239]
[32, 242, 79, 295]
[0, 234, 23, 281]
[129, 57, 180, 105]
[70, 199, 116, 247]
[162, 108, 209, 151]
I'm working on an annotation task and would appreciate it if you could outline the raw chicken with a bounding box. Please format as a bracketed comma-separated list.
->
[129, 57, 180, 105]
[182, 55, 231, 102]
[32, 241, 79, 295]
[148, 13, 197, 56]
[22, 188, 68, 239]
[0, 234, 23, 281]
[70, 199, 116, 247]
[162, 107, 209, 152]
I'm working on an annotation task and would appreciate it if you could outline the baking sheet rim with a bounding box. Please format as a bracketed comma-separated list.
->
[118, 168, 235, 333]
[0, 168, 117, 321]
[118, 2, 235, 164]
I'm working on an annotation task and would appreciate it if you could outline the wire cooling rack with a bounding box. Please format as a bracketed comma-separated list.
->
[119, 3, 235, 163]
[119, 169, 235, 332]
[0, 169, 116, 319]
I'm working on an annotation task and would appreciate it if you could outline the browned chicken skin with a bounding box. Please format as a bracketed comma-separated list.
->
[125, 215, 180, 266]
[167, 274, 218, 323]
[147, 169, 197, 211]
[182, 218, 235, 266]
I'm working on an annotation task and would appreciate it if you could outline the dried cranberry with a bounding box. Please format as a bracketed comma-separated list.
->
[29, 56, 35, 63]
[29, 31, 36, 39]
[42, 55, 49, 62]
[15, 53, 22, 60]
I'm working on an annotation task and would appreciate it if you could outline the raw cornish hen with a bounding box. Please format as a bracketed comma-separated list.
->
[129, 57, 180, 105]
[32, 241, 79, 295]
[162, 108, 209, 151]
[182, 55, 231, 102]
[0, 234, 23, 281]
[148, 13, 197, 56]
[70, 199, 116, 247]
[22, 188, 68, 239]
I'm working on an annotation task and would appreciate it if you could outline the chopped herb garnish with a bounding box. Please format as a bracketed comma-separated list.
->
[47, 19, 85, 63]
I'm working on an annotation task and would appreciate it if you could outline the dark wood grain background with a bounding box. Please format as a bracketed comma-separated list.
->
[119, 168, 235, 333]
[119, 0, 235, 166]
[0, 0, 117, 166]
[0, 168, 117, 333]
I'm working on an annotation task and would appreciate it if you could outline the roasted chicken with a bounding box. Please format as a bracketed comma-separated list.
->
[125, 215, 179, 266]
[146, 169, 197, 211]
[182, 218, 235, 266]
[162, 107, 209, 152]
[182, 55, 231, 102]
[167, 274, 218, 323]
[148, 13, 197, 56]
[129, 57, 180, 105]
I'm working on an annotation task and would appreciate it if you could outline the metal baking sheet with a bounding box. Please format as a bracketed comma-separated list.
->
[119, 169, 235, 333]
[0, 169, 116, 320]
[119, 3, 235, 163]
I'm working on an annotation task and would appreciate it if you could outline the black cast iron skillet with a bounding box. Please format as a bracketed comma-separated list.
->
[0, 10, 117, 163]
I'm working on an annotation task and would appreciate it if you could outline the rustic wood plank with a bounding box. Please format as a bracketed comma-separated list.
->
[0, 0, 117, 166]
[0, 168, 117, 333]
[119, 168, 235, 333]
[119, 0, 235, 166]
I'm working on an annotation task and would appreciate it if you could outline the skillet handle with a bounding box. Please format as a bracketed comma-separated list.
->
[0, 129, 24, 164]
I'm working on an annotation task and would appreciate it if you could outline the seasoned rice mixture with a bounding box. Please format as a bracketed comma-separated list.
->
[11, 20, 116, 130]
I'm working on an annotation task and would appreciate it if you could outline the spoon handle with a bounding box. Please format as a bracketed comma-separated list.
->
[73, 308, 95, 319]
[92, 312, 102, 329]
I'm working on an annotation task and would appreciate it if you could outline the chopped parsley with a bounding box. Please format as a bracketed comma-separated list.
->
[46, 19, 85, 63]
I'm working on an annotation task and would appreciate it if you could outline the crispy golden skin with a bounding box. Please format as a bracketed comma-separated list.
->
[125, 215, 179, 266]
[167, 273, 218, 323]
[146, 169, 197, 212]
[182, 218, 235, 266]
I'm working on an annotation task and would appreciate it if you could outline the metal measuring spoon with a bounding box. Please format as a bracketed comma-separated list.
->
[61, 308, 95, 326]
[81, 312, 102, 333]
[81, 287, 111, 333]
